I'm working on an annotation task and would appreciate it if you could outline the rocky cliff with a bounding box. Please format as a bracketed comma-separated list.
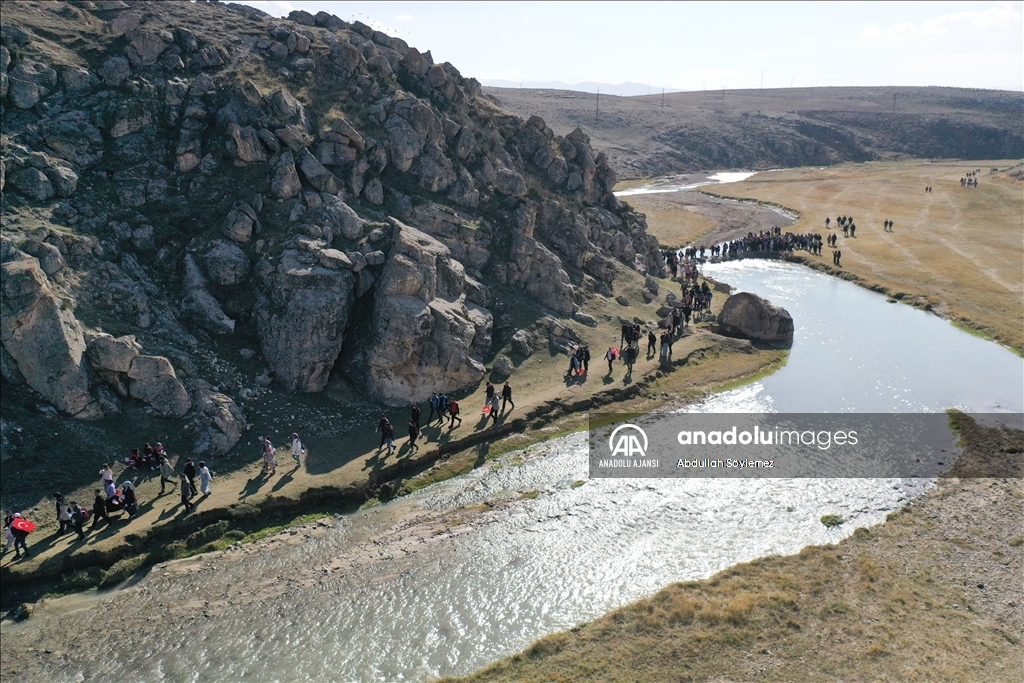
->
[0, 0, 665, 450]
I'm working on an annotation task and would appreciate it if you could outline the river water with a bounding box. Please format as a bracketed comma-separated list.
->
[4, 261, 1022, 683]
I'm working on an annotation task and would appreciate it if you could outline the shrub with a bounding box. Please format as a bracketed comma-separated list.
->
[186, 520, 230, 549]
[100, 554, 150, 588]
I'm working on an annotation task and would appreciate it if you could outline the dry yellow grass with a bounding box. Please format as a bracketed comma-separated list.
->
[631, 197, 719, 249]
[711, 160, 1024, 352]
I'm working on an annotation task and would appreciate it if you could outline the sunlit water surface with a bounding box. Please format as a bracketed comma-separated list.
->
[5, 260, 1021, 683]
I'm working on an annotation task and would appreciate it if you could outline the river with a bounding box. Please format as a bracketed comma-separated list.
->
[3, 260, 1021, 683]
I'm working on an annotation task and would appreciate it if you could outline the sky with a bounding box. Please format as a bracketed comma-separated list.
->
[235, 1, 1024, 92]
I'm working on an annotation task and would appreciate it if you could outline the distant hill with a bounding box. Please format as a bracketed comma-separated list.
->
[482, 80, 683, 98]
[485, 86, 1024, 178]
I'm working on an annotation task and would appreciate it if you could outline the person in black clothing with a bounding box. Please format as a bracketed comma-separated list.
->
[485, 382, 495, 403]
[378, 414, 392, 450]
[122, 482, 138, 518]
[581, 345, 590, 374]
[647, 331, 657, 357]
[179, 473, 194, 512]
[182, 459, 198, 498]
[501, 382, 514, 412]
[91, 490, 111, 529]
[408, 420, 419, 450]
[10, 516, 30, 558]
[410, 402, 421, 430]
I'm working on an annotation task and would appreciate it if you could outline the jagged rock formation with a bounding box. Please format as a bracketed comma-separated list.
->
[717, 292, 794, 344]
[0, 1, 667, 451]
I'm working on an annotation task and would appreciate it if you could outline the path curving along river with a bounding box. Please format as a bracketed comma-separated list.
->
[2, 261, 1021, 683]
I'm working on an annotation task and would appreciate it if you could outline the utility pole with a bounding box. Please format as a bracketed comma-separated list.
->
[760, 70, 763, 90]
[892, 93, 897, 113]
[595, 87, 599, 126]
[722, 86, 725, 104]
[661, 87, 665, 108]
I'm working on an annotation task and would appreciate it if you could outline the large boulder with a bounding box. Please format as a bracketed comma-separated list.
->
[717, 292, 794, 343]
[191, 381, 247, 455]
[0, 259, 100, 418]
[507, 232, 577, 315]
[86, 333, 141, 373]
[203, 239, 251, 285]
[362, 220, 489, 404]
[128, 354, 192, 417]
[255, 249, 356, 392]
[180, 254, 235, 335]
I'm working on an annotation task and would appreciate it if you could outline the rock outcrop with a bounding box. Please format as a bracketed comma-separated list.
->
[717, 292, 794, 344]
[1, 258, 100, 418]
[255, 248, 356, 392]
[362, 220, 490, 404]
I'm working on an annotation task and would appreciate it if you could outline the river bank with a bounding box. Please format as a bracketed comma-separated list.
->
[451, 413, 1024, 683]
[0, 258, 787, 611]
[624, 159, 1024, 354]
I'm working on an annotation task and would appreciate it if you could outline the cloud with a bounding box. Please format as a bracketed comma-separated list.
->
[860, 24, 884, 41]
[269, 0, 296, 13]
[396, 14, 413, 21]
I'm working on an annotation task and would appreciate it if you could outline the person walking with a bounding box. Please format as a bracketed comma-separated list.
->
[410, 402, 421, 431]
[408, 420, 420, 450]
[54, 493, 71, 535]
[10, 513, 30, 558]
[488, 394, 500, 425]
[3, 512, 13, 554]
[291, 433, 305, 467]
[501, 382, 514, 412]
[159, 456, 176, 494]
[260, 438, 277, 476]
[582, 345, 590, 374]
[428, 393, 440, 424]
[449, 398, 462, 426]
[91, 489, 112, 529]
[485, 382, 495, 403]
[439, 394, 450, 425]
[121, 481, 138, 518]
[99, 464, 116, 498]
[69, 502, 87, 540]
[179, 474, 194, 513]
[377, 414, 392, 450]
[198, 462, 213, 496]
[382, 418, 395, 455]
[183, 458, 200, 495]
[647, 331, 657, 357]
[605, 347, 616, 375]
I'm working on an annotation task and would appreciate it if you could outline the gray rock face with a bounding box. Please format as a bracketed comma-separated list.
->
[511, 329, 534, 357]
[221, 202, 256, 243]
[181, 254, 235, 335]
[191, 381, 247, 455]
[9, 168, 54, 201]
[363, 177, 384, 205]
[0, 259, 100, 418]
[363, 220, 489, 404]
[128, 354, 192, 417]
[203, 239, 251, 285]
[86, 333, 141, 373]
[255, 249, 356, 392]
[229, 123, 267, 162]
[491, 354, 513, 379]
[507, 232, 577, 315]
[270, 151, 301, 199]
[317, 194, 364, 239]
[717, 292, 794, 343]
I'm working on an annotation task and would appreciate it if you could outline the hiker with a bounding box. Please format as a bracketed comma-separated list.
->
[408, 420, 419, 449]
[647, 330, 657, 356]
[99, 464, 116, 498]
[449, 397, 462, 426]
[410, 402, 421, 431]
[198, 461, 213, 496]
[581, 345, 590, 374]
[568, 352, 580, 377]
[382, 418, 395, 454]
[159, 456, 176, 494]
[69, 502, 88, 540]
[91, 489, 112, 528]
[660, 332, 669, 360]
[377, 414, 392, 450]
[428, 393, 441, 424]
[10, 513, 31, 558]
[121, 481, 138, 518]
[835, 250, 842, 266]
[54, 493, 71, 535]
[3, 512, 13, 554]
[624, 345, 636, 375]
[184, 457, 200, 494]
[488, 393, 500, 425]
[439, 394, 450, 425]
[260, 438, 277, 477]
[179, 474, 194, 512]
[501, 382, 514, 412]
[485, 382, 495, 403]
[291, 432, 305, 466]
[605, 347, 616, 375]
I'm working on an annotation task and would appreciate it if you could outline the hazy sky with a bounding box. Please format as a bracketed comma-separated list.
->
[237, 1, 1024, 91]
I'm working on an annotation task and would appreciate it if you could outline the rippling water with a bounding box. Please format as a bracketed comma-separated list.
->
[4, 260, 1021, 683]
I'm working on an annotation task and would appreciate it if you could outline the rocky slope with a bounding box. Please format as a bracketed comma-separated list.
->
[487, 86, 1024, 179]
[0, 1, 664, 457]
